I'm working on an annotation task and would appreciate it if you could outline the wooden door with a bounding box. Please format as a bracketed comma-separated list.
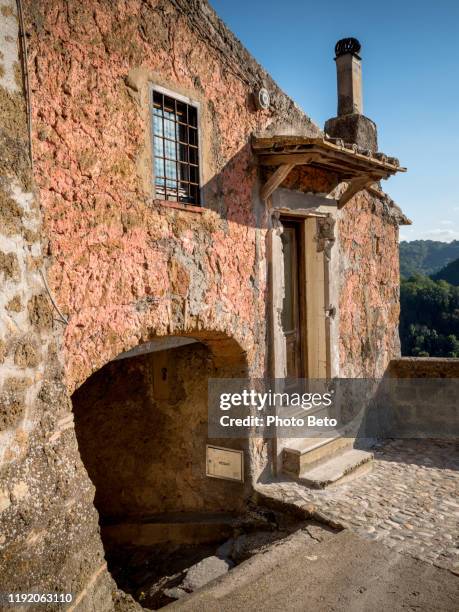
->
[281, 220, 304, 379]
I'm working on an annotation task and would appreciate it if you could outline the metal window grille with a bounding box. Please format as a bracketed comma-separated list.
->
[152, 90, 200, 205]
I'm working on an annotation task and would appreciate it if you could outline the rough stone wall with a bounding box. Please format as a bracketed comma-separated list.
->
[0, 1, 116, 608]
[338, 190, 401, 377]
[22, 0, 319, 395]
[1, 0, 320, 604]
[278, 165, 339, 194]
[21, 0, 402, 385]
[383, 358, 459, 438]
[1, 0, 404, 605]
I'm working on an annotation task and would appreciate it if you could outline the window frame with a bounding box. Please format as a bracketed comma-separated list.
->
[150, 84, 203, 207]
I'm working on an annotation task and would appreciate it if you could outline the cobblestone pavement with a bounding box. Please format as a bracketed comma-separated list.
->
[257, 439, 459, 574]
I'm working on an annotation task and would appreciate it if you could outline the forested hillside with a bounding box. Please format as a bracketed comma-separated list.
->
[400, 275, 459, 357]
[431, 258, 459, 286]
[399, 240, 459, 278]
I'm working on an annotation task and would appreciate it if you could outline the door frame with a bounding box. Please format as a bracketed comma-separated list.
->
[268, 205, 338, 475]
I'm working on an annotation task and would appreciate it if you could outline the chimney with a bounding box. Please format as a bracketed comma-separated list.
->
[324, 38, 378, 152]
[335, 38, 362, 115]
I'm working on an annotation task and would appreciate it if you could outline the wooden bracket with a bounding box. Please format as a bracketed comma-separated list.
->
[260, 154, 385, 208]
[260, 163, 295, 202]
[338, 175, 379, 208]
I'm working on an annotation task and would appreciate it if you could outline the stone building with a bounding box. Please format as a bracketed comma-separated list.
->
[0, 0, 408, 608]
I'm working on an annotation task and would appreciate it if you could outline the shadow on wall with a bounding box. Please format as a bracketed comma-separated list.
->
[62, 140, 274, 394]
[72, 335, 250, 527]
[198, 142, 335, 228]
[200, 142, 266, 228]
[354, 357, 459, 471]
[63, 136, 343, 394]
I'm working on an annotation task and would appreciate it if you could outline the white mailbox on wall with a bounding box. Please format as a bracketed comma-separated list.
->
[206, 445, 244, 483]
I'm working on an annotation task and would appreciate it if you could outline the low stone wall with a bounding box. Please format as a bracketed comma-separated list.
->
[387, 357, 459, 378]
[367, 358, 459, 439]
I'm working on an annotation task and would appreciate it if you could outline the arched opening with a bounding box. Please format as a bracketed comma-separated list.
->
[71, 334, 251, 607]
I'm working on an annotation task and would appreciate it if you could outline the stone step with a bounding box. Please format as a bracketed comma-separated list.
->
[282, 436, 355, 476]
[280, 403, 334, 421]
[297, 448, 373, 489]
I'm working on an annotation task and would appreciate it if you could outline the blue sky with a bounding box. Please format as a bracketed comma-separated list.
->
[210, 0, 459, 242]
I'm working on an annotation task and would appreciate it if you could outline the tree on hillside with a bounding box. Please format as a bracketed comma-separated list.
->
[400, 274, 459, 357]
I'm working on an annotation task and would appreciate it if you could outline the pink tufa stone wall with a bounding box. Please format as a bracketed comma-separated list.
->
[24, 0, 319, 392]
[22, 0, 404, 386]
[338, 190, 401, 377]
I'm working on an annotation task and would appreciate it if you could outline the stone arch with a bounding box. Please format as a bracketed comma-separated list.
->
[69, 328, 251, 595]
[65, 312, 257, 396]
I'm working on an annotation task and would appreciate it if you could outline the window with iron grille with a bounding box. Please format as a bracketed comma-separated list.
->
[152, 89, 200, 206]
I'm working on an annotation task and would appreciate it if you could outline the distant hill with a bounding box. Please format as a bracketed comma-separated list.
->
[432, 257, 459, 286]
[399, 240, 459, 278]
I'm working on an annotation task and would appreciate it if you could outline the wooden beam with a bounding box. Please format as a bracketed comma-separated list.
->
[313, 156, 364, 176]
[260, 163, 295, 201]
[258, 153, 316, 167]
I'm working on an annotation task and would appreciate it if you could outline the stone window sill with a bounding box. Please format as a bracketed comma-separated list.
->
[155, 199, 204, 214]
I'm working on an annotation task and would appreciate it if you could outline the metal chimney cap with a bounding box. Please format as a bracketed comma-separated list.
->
[335, 38, 361, 58]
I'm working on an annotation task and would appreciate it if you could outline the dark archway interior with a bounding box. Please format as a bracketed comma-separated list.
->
[72, 341, 247, 524]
